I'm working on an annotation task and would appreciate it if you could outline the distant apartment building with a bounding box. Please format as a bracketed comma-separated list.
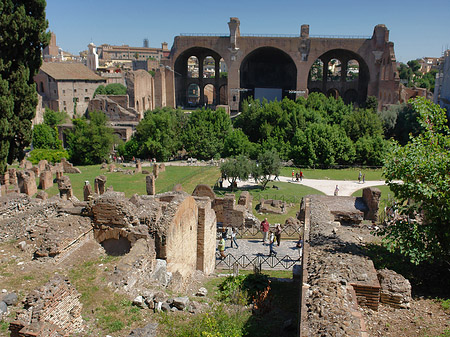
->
[434, 50, 450, 114]
[34, 63, 106, 119]
[96, 42, 170, 63]
[418, 56, 441, 74]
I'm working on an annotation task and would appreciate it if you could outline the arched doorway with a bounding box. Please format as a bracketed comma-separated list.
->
[174, 47, 227, 108]
[308, 49, 369, 106]
[239, 47, 297, 107]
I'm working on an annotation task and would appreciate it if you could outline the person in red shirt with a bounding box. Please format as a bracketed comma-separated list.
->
[260, 218, 269, 244]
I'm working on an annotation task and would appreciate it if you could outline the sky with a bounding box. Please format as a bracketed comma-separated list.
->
[45, 0, 450, 63]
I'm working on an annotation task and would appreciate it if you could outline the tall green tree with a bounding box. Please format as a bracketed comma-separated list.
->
[382, 97, 450, 264]
[220, 155, 253, 191]
[252, 149, 282, 189]
[0, 0, 50, 173]
[65, 111, 115, 165]
[182, 108, 232, 160]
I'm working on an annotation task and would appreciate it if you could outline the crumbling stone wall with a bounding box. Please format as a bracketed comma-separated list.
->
[17, 170, 37, 196]
[362, 187, 382, 221]
[39, 170, 53, 190]
[194, 197, 217, 275]
[61, 158, 81, 173]
[10, 275, 84, 336]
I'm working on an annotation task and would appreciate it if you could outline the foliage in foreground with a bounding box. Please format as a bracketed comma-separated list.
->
[218, 273, 270, 305]
[159, 305, 247, 337]
[381, 97, 450, 264]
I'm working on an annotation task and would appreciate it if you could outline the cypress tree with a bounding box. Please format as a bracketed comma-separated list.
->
[0, 0, 50, 173]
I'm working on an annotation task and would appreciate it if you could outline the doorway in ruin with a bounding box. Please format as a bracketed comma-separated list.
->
[101, 236, 132, 256]
[307, 49, 369, 106]
[239, 47, 297, 108]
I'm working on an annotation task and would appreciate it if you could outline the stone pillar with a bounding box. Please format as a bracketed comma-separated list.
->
[109, 164, 115, 172]
[37, 160, 48, 172]
[39, 170, 53, 190]
[31, 166, 40, 179]
[83, 181, 92, 201]
[17, 170, 37, 196]
[198, 55, 205, 106]
[158, 163, 165, 173]
[322, 57, 329, 92]
[152, 164, 159, 178]
[196, 198, 217, 275]
[8, 168, 17, 185]
[55, 170, 63, 183]
[341, 58, 348, 82]
[362, 187, 382, 221]
[94, 175, 107, 195]
[146, 174, 155, 195]
[135, 160, 142, 173]
[0, 172, 9, 190]
[58, 176, 73, 200]
[214, 56, 221, 104]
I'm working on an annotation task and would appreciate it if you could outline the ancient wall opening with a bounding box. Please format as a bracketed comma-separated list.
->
[307, 49, 370, 106]
[101, 236, 132, 256]
[239, 47, 297, 108]
[174, 47, 227, 108]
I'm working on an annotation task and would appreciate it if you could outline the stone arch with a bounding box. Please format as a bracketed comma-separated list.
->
[188, 56, 199, 78]
[219, 85, 228, 104]
[327, 59, 342, 81]
[174, 47, 226, 108]
[346, 59, 359, 81]
[327, 88, 340, 99]
[343, 89, 358, 104]
[204, 84, 215, 105]
[239, 47, 297, 107]
[187, 83, 200, 107]
[308, 49, 370, 106]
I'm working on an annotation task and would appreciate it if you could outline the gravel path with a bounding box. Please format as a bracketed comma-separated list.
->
[222, 175, 386, 196]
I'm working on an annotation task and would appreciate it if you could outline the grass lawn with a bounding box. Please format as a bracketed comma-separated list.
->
[281, 166, 384, 181]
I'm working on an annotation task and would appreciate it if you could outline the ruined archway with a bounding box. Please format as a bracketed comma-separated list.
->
[308, 49, 369, 105]
[174, 47, 227, 108]
[239, 47, 297, 107]
[101, 236, 132, 256]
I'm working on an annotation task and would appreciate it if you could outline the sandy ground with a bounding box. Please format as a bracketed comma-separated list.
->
[222, 175, 386, 196]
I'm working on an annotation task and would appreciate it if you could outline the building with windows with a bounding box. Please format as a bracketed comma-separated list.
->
[434, 50, 450, 114]
[34, 63, 106, 119]
[96, 42, 170, 63]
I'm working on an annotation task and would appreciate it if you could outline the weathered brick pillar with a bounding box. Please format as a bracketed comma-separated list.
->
[55, 169, 63, 183]
[0, 172, 10, 190]
[94, 175, 107, 195]
[108, 164, 115, 172]
[135, 160, 142, 173]
[83, 181, 92, 201]
[37, 160, 48, 173]
[152, 164, 159, 178]
[17, 170, 37, 196]
[39, 170, 53, 190]
[58, 176, 73, 200]
[31, 166, 40, 179]
[158, 163, 166, 173]
[146, 174, 155, 195]
[8, 168, 17, 185]
[363, 187, 382, 221]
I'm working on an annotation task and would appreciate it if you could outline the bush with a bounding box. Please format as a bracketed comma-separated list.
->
[32, 124, 62, 150]
[28, 148, 69, 164]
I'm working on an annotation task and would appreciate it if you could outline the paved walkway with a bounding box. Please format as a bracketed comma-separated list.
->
[222, 175, 386, 196]
[216, 238, 301, 270]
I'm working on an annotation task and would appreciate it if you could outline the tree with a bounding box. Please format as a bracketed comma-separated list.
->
[222, 129, 256, 158]
[65, 111, 115, 165]
[252, 149, 282, 189]
[220, 155, 253, 191]
[43, 108, 68, 127]
[182, 108, 232, 159]
[133, 107, 186, 161]
[0, 0, 50, 174]
[32, 124, 62, 149]
[382, 97, 450, 264]
[94, 83, 127, 97]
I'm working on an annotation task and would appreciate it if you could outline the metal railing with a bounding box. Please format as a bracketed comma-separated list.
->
[236, 224, 302, 238]
[179, 33, 371, 39]
[215, 252, 300, 270]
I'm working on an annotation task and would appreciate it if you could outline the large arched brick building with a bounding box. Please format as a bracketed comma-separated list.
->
[169, 18, 400, 112]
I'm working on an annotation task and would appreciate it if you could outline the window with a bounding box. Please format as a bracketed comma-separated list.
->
[85, 89, 88, 93]
[63, 90, 65, 94]
[74, 89, 77, 93]
[63, 101, 66, 106]
[84, 97, 89, 102]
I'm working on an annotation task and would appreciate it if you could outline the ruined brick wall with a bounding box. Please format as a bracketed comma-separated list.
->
[10, 275, 84, 336]
[362, 187, 381, 221]
[125, 70, 154, 119]
[163, 195, 199, 279]
[194, 197, 217, 275]
[213, 194, 245, 228]
[17, 170, 37, 196]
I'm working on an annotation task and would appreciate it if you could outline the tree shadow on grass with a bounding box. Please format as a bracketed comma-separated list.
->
[363, 243, 450, 298]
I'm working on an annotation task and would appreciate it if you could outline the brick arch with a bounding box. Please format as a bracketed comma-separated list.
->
[174, 47, 227, 108]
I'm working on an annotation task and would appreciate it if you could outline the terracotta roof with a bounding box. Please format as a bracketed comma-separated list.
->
[40, 63, 104, 81]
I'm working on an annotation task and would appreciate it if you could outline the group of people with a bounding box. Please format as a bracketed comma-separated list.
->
[291, 170, 304, 182]
[217, 218, 303, 260]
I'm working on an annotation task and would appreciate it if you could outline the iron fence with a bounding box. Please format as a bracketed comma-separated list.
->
[215, 252, 300, 270]
[236, 224, 302, 238]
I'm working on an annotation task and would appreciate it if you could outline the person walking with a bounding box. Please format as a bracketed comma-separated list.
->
[358, 171, 362, 183]
[260, 218, 269, 244]
[296, 235, 303, 261]
[218, 237, 226, 260]
[292, 170, 295, 181]
[299, 170, 304, 181]
[269, 231, 277, 257]
[230, 227, 239, 249]
[275, 224, 282, 247]
[362, 174, 365, 183]
[334, 185, 339, 196]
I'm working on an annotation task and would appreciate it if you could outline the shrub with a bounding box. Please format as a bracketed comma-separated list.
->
[28, 148, 69, 164]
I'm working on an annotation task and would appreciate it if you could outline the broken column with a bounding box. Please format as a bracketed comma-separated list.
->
[83, 181, 92, 201]
[159, 163, 166, 172]
[8, 168, 17, 185]
[146, 174, 155, 195]
[152, 164, 159, 178]
[0, 172, 9, 195]
[363, 187, 382, 221]
[17, 170, 37, 196]
[37, 159, 48, 173]
[135, 160, 142, 173]
[94, 175, 107, 195]
[39, 170, 53, 190]
[58, 175, 73, 200]
[109, 163, 115, 172]
[55, 169, 63, 183]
